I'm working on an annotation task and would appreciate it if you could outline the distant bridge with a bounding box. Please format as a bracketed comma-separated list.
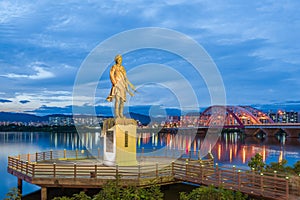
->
[140, 105, 300, 137]
[199, 105, 274, 128]
[244, 124, 300, 138]
[197, 106, 300, 138]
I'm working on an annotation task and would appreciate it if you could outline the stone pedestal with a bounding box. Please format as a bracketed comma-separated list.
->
[103, 118, 137, 166]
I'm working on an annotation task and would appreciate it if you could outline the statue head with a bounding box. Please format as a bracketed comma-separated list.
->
[114, 54, 122, 64]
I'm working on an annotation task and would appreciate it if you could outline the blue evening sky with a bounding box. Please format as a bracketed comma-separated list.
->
[0, 0, 299, 115]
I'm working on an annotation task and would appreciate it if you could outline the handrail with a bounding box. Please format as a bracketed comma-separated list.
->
[7, 150, 299, 200]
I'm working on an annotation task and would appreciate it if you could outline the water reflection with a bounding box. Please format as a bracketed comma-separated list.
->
[136, 131, 300, 167]
[1, 132, 299, 166]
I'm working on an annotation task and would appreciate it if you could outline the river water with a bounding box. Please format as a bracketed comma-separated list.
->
[0, 131, 299, 199]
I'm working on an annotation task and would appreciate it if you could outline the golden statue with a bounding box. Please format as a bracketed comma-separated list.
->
[106, 55, 136, 118]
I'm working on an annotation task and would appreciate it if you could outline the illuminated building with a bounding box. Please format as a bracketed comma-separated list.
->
[268, 110, 298, 123]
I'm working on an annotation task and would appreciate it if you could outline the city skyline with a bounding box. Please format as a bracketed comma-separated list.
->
[0, 1, 300, 115]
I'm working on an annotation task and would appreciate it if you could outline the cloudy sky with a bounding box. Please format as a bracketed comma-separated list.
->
[0, 0, 300, 115]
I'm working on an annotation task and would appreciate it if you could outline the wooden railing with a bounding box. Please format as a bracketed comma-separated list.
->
[7, 150, 299, 200]
[173, 162, 291, 199]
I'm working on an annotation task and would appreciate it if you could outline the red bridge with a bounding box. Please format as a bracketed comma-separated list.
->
[197, 106, 300, 138]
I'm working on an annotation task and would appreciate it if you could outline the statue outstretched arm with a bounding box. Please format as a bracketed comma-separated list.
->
[127, 78, 136, 92]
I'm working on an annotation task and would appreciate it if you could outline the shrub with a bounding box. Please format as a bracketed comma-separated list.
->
[179, 185, 248, 200]
[4, 188, 21, 200]
[248, 153, 265, 172]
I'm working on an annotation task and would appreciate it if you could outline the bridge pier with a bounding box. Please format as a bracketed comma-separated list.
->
[17, 178, 22, 197]
[261, 128, 281, 137]
[243, 128, 261, 137]
[282, 128, 300, 138]
[41, 187, 47, 200]
[243, 126, 300, 138]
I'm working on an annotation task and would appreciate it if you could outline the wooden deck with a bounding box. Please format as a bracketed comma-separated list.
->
[7, 150, 300, 200]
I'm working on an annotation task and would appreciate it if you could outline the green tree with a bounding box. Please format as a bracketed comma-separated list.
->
[119, 186, 137, 200]
[93, 180, 121, 200]
[248, 153, 265, 172]
[73, 191, 92, 200]
[179, 185, 248, 200]
[4, 188, 21, 200]
[265, 159, 288, 173]
[53, 191, 92, 200]
[53, 197, 71, 200]
[92, 179, 163, 200]
[293, 161, 300, 174]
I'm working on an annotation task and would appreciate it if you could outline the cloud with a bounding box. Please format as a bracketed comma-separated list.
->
[0, 0, 299, 113]
[0, 99, 12, 103]
[15, 90, 73, 107]
[27, 105, 73, 115]
[1, 66, 54, 80]
[0, 1, 32, 23]
[19, 100, 30, 104]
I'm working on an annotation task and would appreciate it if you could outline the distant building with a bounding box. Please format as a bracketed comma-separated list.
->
[180, 113, 201, 127]
[73, 115, 104, 126]
[268, 110, 298, 123]
[49, 116, 74, 126]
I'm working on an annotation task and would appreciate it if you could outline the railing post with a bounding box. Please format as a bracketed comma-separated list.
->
[42, 152, 45, 161]
[35, 152, 38, 162]
[238, 170, 241, 191]
[27, 153, 30, 163]
[32, 164, 35, 177]
[26, 161, 28, 175]
[156, 163, 158, 179]
[50, 150, 53, 160]
[16, 156, 19, 171]
[94, 164, 97, 178]
[185, 159, 188, 179]
[285, 177, 289, 200]
[20, 160, 23, 173]
[53, 163, 56, 178]
[74, 163, 77, 178]
[138, 164, 141, 183]
[274, 171, 277, 192]
[116, 164, 119, 185]
[64, 149, 66, 159]
[273, 170, 277, 178]
[232, 165, 236, 183]
[171, 161, 175, 177]
[216, 163, 221, 186]
[251, 168, 255, 187]
[76, 149, 78, 159]
[260, 173, 264, 195]
[200, 164, 204, 184]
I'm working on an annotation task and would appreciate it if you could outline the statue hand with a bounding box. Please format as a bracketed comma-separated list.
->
[129, 91, 134, 97]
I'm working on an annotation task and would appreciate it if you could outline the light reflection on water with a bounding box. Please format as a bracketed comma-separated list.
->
[0, 131, 299, 198]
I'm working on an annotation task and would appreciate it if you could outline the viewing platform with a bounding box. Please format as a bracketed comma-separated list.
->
[7, 149, 300, 200]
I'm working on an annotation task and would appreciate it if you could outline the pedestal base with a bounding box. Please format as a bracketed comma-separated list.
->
[103, 118, 137, 166]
